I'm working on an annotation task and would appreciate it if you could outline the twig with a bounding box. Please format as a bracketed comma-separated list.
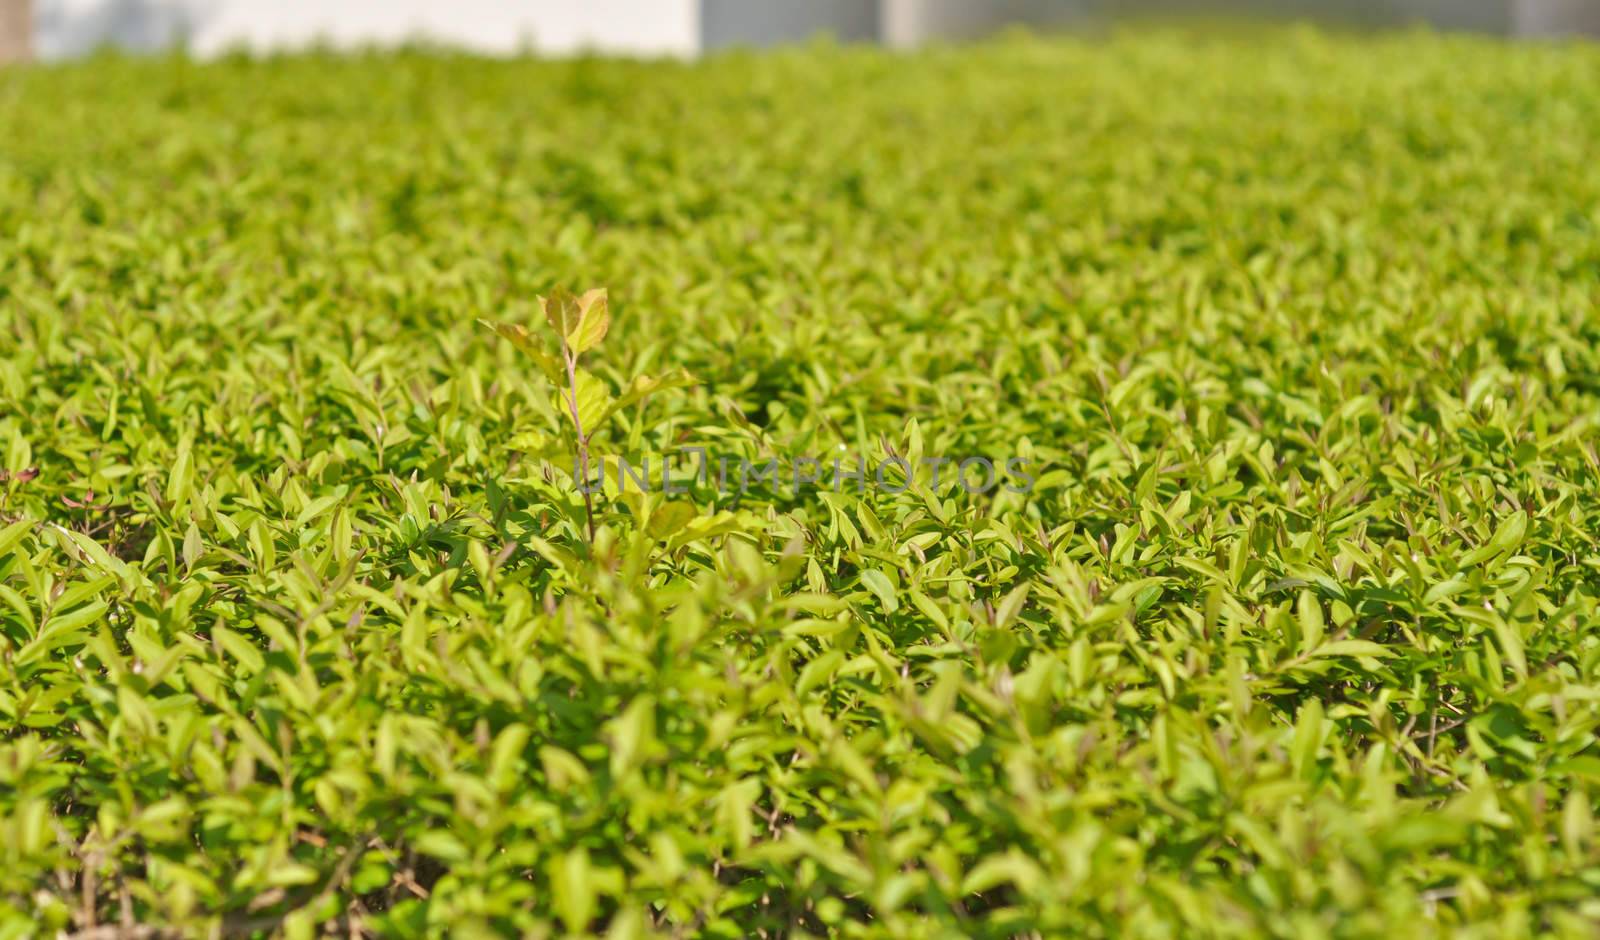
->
[562, 340, 596, 544]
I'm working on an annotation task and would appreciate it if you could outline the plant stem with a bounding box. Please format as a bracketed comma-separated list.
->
[563, 343, 596, 544]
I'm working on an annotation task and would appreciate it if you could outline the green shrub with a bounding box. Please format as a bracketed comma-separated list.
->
[2, 27, 1600, 938]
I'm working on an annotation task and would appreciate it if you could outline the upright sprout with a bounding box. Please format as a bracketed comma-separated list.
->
[481, 287, 610, 544]
[551, 289, 609, 542]
[482, 288, 695, 547]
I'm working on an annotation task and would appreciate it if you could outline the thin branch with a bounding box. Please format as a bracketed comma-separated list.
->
[562, 341, 596, 544]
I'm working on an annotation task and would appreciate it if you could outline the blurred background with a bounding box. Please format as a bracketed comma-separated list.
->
[2, 0, 1597, 62]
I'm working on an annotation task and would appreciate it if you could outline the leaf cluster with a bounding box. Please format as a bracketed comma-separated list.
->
[2, 26, 1600, 939]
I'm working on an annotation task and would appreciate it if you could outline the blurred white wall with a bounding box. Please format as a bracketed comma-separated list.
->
[195, 0, 697, 56]
[38, 0, 700, 59]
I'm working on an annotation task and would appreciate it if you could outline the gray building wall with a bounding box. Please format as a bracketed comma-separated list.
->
[1101, 0, 1511, 30]
[884, 0, 1088, 45]
[700, 0, 879, 50]
[701, 0, 1591, 49]
[1514, 0, 1600, 36]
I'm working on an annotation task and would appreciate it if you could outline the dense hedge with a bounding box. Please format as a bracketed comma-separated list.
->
[3, 27, 1600, 938]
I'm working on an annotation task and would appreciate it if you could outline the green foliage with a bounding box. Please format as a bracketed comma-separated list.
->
[2, 26, 1600, 938]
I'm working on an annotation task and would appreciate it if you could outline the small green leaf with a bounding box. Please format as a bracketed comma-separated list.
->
[594, 369, 698, 427]
[556, 369, 615, 435]
[860, 569, 898, 614]
[567, 287, 610, 353]
[1310, 639, 1394, 659]
[541, 287, 583, 339]
[166, 432, 194, 512]
[479, 319, 564, 380]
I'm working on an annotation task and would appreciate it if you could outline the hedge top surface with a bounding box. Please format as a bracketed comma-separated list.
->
[3, 27, 1600, 939]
